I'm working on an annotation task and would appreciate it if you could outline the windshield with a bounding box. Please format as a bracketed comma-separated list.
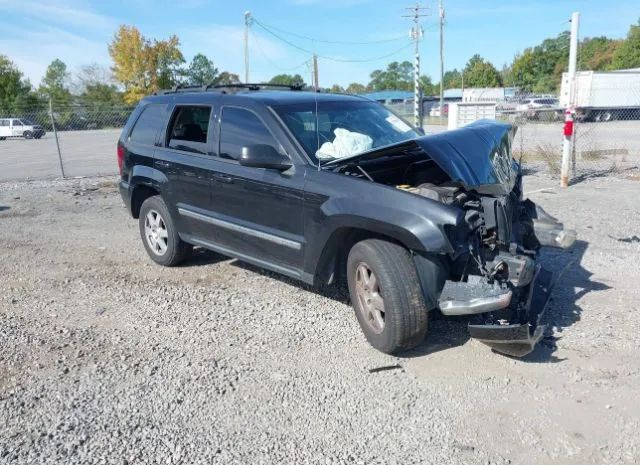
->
[273, 100, 419, 164]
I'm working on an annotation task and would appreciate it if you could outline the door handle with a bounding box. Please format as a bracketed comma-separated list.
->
[154, 160, 171, 168]
[212, 173, 234, 184]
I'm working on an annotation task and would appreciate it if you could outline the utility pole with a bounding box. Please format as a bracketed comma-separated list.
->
[561, 11, 579, 188]
[244, 11, 252, 83]
[312, 54, 319, 91]
[438, 0, 445, 116]
[404, 3, 429, 128]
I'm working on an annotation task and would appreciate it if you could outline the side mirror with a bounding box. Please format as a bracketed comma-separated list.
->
[239, 144, 292, 171]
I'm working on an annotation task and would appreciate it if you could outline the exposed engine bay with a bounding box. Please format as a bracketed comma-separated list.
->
[328, 122, 576, 356]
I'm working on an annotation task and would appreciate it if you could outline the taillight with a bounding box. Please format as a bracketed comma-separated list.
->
[117, 144, 125, 176]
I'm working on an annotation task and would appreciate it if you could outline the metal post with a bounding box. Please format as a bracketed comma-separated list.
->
[244, 11, 252, 83]
[48, 98, 65, 179]
[438, 0, 444, 116]
[561, 11, 579, 188]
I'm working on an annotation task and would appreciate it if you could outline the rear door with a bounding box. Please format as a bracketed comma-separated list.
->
[152, 101, 220, 241]
[201, 103, 306, 276]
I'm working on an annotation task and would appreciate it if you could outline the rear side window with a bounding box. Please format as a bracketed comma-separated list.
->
[166, 105, 212, 154]
[129, 104, 165, 146]
[219, 107, 280, 161]
[0, 120, 8, 126]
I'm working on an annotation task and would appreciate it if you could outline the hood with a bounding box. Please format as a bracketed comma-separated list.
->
[324, 119, 519, 195]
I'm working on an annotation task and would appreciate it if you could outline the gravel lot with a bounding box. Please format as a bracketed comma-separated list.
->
[1, 171, 640, 464]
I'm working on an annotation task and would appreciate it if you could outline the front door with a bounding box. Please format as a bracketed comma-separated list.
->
[204, 105, 306, 277]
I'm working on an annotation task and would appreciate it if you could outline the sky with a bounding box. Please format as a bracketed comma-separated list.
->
[0, 0, 638, 89]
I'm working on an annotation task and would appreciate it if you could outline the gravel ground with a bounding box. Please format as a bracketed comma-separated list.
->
[1, 172, 639, 464]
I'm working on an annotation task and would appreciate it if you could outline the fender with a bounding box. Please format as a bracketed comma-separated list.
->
[129, 164, 169, 193]
[304, 193, 465, 281]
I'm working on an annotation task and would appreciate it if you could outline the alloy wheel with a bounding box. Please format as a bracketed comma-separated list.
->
[144, 209, 169, 256]
[355, 262, 385, 334]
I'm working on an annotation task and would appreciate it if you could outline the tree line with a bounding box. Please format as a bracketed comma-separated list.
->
[1, 18, 639, 118]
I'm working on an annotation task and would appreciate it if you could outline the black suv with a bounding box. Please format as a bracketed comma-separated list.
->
[118, 84, 575, 357]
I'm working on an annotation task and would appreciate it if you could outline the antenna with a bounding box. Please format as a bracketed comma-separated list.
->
[314, 86, 320, 171]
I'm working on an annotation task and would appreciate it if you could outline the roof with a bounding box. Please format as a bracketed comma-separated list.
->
[443, 88, 463, 99]
[361, 91, 414, 102]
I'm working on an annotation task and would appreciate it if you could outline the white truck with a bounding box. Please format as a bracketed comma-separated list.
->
[560, 69, 640, 122]
[0, 118, 46, 140]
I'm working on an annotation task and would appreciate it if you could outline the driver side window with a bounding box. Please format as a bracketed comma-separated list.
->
[219, 107, 281, 161]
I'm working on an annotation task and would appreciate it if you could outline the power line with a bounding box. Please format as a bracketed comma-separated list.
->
[253, 18, 408, 46]
[253, 20, 413, 63]
[250, 29, 310, 72]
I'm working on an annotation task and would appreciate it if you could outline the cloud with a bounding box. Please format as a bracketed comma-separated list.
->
[0, 0, 117, 32]
[0, 21, 110, 85]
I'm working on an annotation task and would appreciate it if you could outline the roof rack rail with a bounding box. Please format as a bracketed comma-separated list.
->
[154, 82, 305, 95]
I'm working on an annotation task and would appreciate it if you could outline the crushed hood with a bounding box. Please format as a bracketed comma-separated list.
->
[324, 120, 519, 195]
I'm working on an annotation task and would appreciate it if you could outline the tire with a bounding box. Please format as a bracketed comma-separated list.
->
[23, 131, 33, 139]
[347, 239, 431, 354]
[138, 195, 192, 266]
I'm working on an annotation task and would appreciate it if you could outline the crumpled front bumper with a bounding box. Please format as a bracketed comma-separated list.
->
[468, 266, 553, 357]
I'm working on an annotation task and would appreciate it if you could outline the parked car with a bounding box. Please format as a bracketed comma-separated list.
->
[515, 98, 561, 120]
[0, 118, 46, 140]
[117, 84, 576, 357]
[429, 103, 449, 118]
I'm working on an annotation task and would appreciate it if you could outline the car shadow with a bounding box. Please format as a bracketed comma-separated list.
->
[186, 240, 608, 363]
[181, 247, 233, 267]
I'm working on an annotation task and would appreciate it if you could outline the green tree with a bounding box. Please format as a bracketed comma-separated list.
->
[215, 71, 240, 85]
[419, 75, 436, 96]
[612, 19, 640, 69]
[509, 32, 569, 92]
[579, 37, 622, 71]
[269, 74, 306, 87]
[368, 61, 413, 90]
[329, 84, 345, 93]
[345, 82, 366, 94]
[185, 54, 218, 86]
[39, 59, 71, 103]
[462, 54, 503, 87]
[0, 55, 39, 113]
[442, 69, 462, 89]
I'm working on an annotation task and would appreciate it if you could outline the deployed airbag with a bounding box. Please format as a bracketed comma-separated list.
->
[316, 128, 373, 160]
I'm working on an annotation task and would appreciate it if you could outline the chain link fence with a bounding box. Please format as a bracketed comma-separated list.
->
[0, 103, 134, 181]
[1, 99, 638, 184]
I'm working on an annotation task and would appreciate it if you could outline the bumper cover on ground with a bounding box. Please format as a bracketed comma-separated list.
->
[467, 266, 553, 357]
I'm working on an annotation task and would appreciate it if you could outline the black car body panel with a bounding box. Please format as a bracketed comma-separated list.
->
[118, 88, 575, 356]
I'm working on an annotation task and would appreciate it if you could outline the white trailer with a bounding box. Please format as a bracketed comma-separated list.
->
[560, 69, 640, 122]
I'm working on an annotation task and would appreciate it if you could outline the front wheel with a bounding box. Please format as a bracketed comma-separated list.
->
[138, 195, 192, 266]
[347, 239, 431, 354]
[23, 131, 33, 139]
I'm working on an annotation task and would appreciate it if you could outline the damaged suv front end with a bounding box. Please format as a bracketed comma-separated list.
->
[323, 120, 576, 357]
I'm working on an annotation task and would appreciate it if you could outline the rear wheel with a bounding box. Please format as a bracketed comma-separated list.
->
[347, 239, 431, 354]
[138, 196, 192, 266]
